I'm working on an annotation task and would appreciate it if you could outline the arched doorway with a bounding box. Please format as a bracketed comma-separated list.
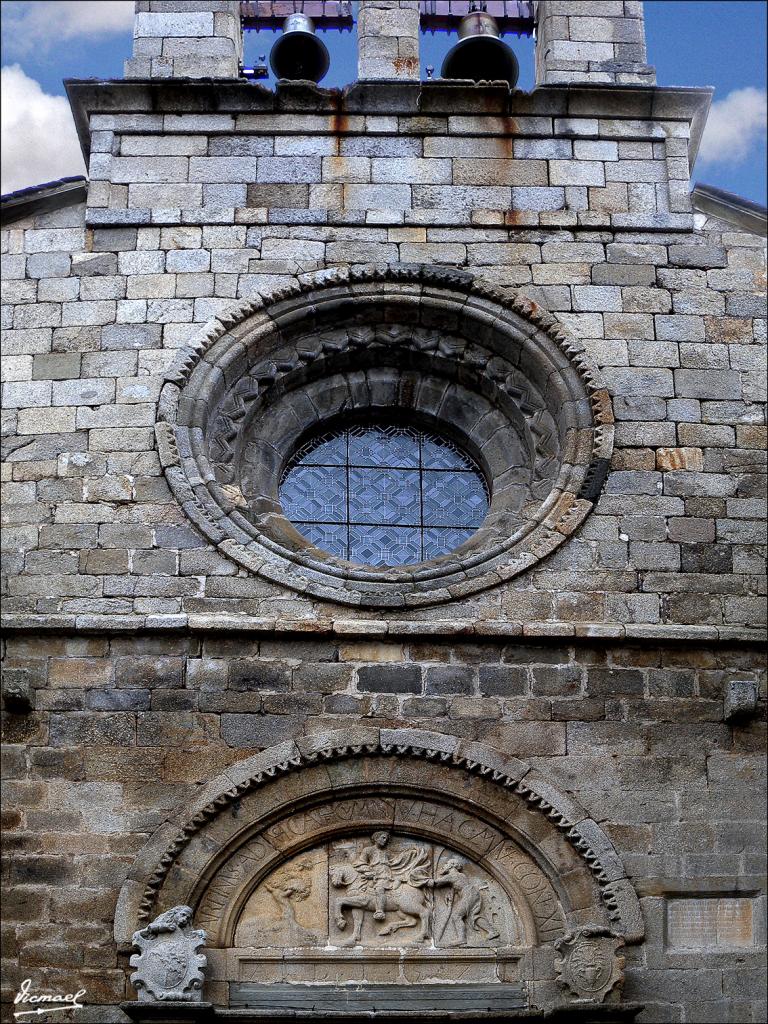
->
[117, 730, 642, 1020]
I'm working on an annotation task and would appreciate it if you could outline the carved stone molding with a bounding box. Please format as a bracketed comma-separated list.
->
[157, 264, 613, 606]
[115, 730, 643, 951]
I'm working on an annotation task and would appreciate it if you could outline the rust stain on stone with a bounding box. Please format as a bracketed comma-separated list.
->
[501, 115, 517, 157]
[392, 57, 419, 74]
[656, 447, 704, 471]
[330, 90, 348, 143]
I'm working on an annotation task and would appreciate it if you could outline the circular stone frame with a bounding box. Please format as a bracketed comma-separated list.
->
[157, 265, 614, 607]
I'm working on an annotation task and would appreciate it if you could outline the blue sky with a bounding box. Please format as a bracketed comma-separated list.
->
[1, 0, 766, 201]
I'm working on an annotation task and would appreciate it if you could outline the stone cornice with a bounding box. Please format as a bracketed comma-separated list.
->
[65, 76, 712, 162]
[2, 613, 764, 645]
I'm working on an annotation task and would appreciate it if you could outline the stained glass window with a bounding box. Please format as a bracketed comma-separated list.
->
[279, 423, 490, 566]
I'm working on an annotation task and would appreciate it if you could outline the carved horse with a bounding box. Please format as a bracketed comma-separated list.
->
[332, 876, 432, 945]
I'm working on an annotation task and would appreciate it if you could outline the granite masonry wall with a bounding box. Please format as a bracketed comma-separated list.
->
[1, 3, 766, 1023]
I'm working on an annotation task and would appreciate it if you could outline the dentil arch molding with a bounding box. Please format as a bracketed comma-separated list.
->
[115, 728, 643, 951]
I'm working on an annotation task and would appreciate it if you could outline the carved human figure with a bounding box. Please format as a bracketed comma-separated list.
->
[356, 831, 395, 921]
[331, 839, 432, 944]
[430, 857, 500, 946]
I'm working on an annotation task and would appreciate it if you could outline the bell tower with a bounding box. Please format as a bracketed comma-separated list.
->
[358, 0, 421, 80]
[534, 0, 655, 85]
[124, 0, 243, 78]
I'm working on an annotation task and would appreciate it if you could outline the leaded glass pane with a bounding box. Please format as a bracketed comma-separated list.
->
[423, 527, 476, 560]
[349, 468, 421, 525]
[278, 420, 489, 567]
[349, 526, 421, 566]
[422, 470, 487, 528]
[298, 433, 348, 466]
[348, 425, 420, 468]
[279, 466, 346, 523]
[295, 523, 348, 558]
[421, 436, 473, 471]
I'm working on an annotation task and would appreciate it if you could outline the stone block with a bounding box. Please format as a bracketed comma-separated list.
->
[668, 245, 728, 269]
[52, 379, 115, 407]
[49, 713, 135, 746]
[134, 12, 215, 37]
[723, 680, 759, 721]
[412, 185, 510, 210]
[357, 666, 422, 693]
[31, 353, 81, 381]
[2, 380, 52, 408]
[17, 407, 77, 435]
[674, 369, 742, 400]
[542, 241, 605, 262]
[573, 284, 622, 311]
[511, 186, 566, 211]
[221, 714, 303, 748]
[228, 659, 291, 692]
[583, 671, 645, 702]
[550, 161, 606, 186]
[424, 666, 475, 695]
[92, 228, 138, 252]
[604, 367, 675, 398]
[26, 252, 72, 279]
[478, 666, 527, 696]
[454, 159, 548, 186]
[165, 249, 210, 273]
[23, 228, 84, 254]
[372, 158, 451, 184]
[680, 543, 733, 574]
[656, 448, 704, 472]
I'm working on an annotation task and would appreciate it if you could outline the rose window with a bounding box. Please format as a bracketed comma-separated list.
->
[279, 422, 490, 567]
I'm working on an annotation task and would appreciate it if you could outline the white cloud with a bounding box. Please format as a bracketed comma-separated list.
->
[698, 86, 768, 166]
[2, 1, 134, 56]
[1, 64, 86, 194]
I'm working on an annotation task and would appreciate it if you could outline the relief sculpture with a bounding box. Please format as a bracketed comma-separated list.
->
[234, 831, 524, 952]
[554, 927, 626, 1003]
[130, 906, 207, 1003]
[331, 832, 433, 943]
[432, 858, 501, 946]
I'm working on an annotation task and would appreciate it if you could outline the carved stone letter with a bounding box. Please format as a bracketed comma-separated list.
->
[130, 906, 207, 1002]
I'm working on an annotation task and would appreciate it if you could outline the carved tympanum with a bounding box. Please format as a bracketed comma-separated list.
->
[554, 926, 626, 1003]
[130, 906, 207, 1002]
[234, 832, 523, 952]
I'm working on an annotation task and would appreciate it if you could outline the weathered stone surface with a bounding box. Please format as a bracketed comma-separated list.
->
[2, 10, 766, 1024]
[130, 906, 207, 1001]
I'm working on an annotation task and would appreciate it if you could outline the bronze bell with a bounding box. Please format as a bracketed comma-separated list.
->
[441, 5, 519, 88]
[270, 13, 330, 83]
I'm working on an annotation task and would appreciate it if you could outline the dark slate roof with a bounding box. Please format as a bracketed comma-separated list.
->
[692, 182, 768, 237]
[1, 175, 88, 226]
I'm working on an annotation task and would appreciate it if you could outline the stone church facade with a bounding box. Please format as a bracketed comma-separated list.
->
[1, 2, 766, 1022]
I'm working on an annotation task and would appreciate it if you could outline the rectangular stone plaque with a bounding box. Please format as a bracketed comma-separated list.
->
[230, 982, 528, 1012]
[666, 897, 755, 949]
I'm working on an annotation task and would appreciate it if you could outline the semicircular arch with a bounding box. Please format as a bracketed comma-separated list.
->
[115, 729, 642, 949]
